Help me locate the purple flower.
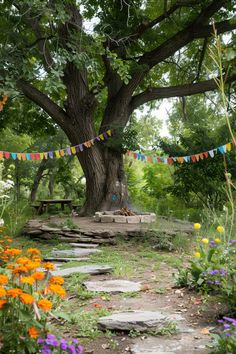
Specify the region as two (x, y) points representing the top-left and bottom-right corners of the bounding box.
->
(42, 345), (51, 354)
(60, 339), (68, 344)
(223, 317), (236, 324)
(68, 344), (76, 354)
(223, 323), (231, 329)
(47, 334), (56, 340)
(72, 339), (79, 344)
(38, 338), (45, 344)
(76, 345), (84, 354)
(61, 343), (68, 350)
(52, 341), (59, 347)
(230, 239), (236, 244)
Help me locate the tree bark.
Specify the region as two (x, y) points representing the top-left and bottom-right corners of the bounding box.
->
(30, 159), (48, 202)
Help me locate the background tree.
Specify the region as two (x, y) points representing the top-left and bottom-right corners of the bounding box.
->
(1, 0), (236, 214)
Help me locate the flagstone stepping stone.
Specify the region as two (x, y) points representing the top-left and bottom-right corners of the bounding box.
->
(44, 257), (90, 263)
(97, 311), (184, 332)
(70, 243), (99, 248)
(84, 280), (142, 293)
(51, 248), (101, 257)
(51, 264), (113, 277)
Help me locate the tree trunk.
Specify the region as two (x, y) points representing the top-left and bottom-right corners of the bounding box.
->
(30, 159), (48, 202)
(48, 174), (54, 198)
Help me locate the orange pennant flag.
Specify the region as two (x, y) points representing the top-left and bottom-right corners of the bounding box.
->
(177, 157), (184, 163)
(60, 149), (65, 157)
(199, 153), (204, 160)
(0, 152), (3, 159)
(21, 153), (26, 161)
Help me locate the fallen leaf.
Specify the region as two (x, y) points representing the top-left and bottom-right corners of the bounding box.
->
(200, 328), (210, 335)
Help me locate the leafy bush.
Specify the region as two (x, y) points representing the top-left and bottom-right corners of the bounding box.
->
(0, 232), (67, 353)
(211, 317), (236, 354)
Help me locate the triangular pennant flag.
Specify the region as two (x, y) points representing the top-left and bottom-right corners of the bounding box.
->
(183, 156), (188, 162)
(191, 155), (196, 162)
(48, 151), (54, 159)
(21, 153), (26, 161)
(127, 150), (131, 156)
(84, 141), (92, 148)
(55, 150), (60, 158)
(141, 154), (145, 161)
(172, 157), (177, 162)
(30, 153), (35, 160)
(79, 144), (84, 151)
(167, 157), (173, 165)
(218, 146), (225, 154)
(133, 153), (137, 159)
(157, 157), (161, 163)
(209, 150), (214, 158)
(11, 153), (17, 160)
(99, 134), (105, 141)
(177, 157), (184, 164)
(26, 153), (31, 160)
(106, 130), (112, 136)
(199, 153), (204, 160)
(232, 140), (236, 147)
(0, 152), (3, 159)
(71, 146), (76, 154)
(152, 157), (157, 163)
(103, 132), (108, 139)
(96, 136), (100, 141)
(40, 153), (44, 160)
(66, 147), (71, 155)
(226, 143), (231, 151)
(44, 152), (48, 159)
(35, 153), (40, 160)
(195, 154), (200, 162)
(137, 153), (141, 160)
(203, 152), (209, 158)
(17, 153), (22, 160)
(163, 158), (168, 164)
(60, 149), (65, 157)
(147, 156), (153, 163)
(4, 152), (10, 159)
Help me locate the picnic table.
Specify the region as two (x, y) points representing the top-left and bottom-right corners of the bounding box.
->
(38, 199), (73, 214)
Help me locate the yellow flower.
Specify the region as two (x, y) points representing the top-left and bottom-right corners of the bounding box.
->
(194, 223), (201, 230)
(195, 252), (201, 257)
(201, 238), (209, 244)
(215, 238), (221, 244)
(217, 226), (224, 233)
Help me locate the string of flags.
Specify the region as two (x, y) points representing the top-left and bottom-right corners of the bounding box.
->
(127, 139), (236, 165)
(0, 130), (111, 161)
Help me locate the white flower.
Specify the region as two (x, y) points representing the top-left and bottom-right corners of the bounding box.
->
(0, 218), (4, 226)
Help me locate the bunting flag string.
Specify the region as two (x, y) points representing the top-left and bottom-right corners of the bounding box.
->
(0, 130), (112, 161)
(126, 139), (236, 165)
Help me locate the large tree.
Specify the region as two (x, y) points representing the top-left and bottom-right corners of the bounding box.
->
(1, 0), (236, 215)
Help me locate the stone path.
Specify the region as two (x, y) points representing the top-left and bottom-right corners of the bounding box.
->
(51, 264), (113, 277)
(84, 280), (142, 293)
(51, 248), (101, 257)
(44, 257), (90, 262)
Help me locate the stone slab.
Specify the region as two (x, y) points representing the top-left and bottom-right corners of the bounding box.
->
(51, 248), (101, 257)
(84, 280), (142, 293)
(70, 243), (99, 248)
(100, 215), (114, 223)
(52, 264), (112, 277)
(126, 216), (141, 224)
(113, 216), (127, 223)
(44, 257), (90, 263)
(140, 215), (152, 223)
(97, 311), (184, 332)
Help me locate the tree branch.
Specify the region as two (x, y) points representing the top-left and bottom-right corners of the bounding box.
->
(16, 79), (68, 129)
(130, 74), (236, 112)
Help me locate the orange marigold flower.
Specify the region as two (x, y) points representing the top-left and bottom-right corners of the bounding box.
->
(0, 287), (6, 297)
(32, 272), (44, 281)
(6, 288), (23, 298)
(25, 261), (40, 271)
(21, 276), (35, 285)
(20, 293), (34, 305)
(37, 299), (52, 312)
(32, 255), (41, 262)
(0, 300), (7, 309)
(16, 257), (31, 265)
(48, 284), (66, 298)
(43, 262), (55, 271)
(28, 326), (39, 338)
(0, 274), (8, 285)
(6, 264), (14, 270)
(27, 248), (41, 255)
(49, 276), (64, 285)
(6, 238), (12, 243)
(13, 266), (28, 275)
(4, 248), (22, 257)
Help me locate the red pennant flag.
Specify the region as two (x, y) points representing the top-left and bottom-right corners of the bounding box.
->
(232, 140), (236, 147)
(191, 155), (196, 162)
(30, 153), (35, 160)
(147, 156), (153, 163)
(167, 157), (173, 165)
(203, 152), (208, 158)
(157, 157), (161, 163)
(35, 153), (40, 160)
(4, 152), (10, 159)
(133, 153), (137, 159)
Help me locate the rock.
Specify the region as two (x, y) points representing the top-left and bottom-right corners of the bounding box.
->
(70, 243), (99, 248)
(126, 216), (140, 224)
(103, 211), (115, 215)
(98, 311), (184, 332)
(51, 248), (101, 257)
(27, 229), (43, 235)
(140, 215), (152, 223)
(44, 257), (90, 262)
(113, 216), (127, 223)
(93, 215), (101, 222)
(40, 225), (61, 233)
(84, 280), (142, 293)
(51, 264), (112, 277)
(100, 215), (114, 223)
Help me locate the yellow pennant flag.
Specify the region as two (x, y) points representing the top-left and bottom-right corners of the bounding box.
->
(195, 154), (200, 161)
(55, 150), (60, 158)
(177, 157), (184, 164)
(44, 152), (48, 159)
(71, 146), (76, 154)
(106, 130), (112, 136)
(17, 153), (22, 160)
(226, 143), (232, 152)
(40, 153), (44, 160)
(99, 134), (105, 140)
